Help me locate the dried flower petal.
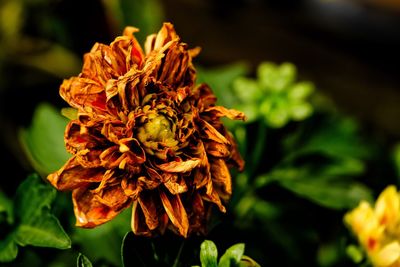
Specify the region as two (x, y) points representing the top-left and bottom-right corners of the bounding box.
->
(47, 22), (245, 237)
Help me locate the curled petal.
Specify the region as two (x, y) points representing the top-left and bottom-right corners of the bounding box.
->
(94, 184), (131, 211)
(65, 120), (105, 157)
(226, 132), (245, 172)
(198, 119), (229, 144)
(121, 176), (142, 199)
(204, 141), (230, 158)
(118, 138), (146, 164)
(91, 170), (119, 194)
(187, 192), (207, 235)
(210, 159), (232, 201)
(157, 158), (201, 173)
(204, 106), (246, 121)
(159, 189), (189, 237)
(100, 146), (125, 168)
(60, 77), (107, 112)
(101, 120), (127, 143)
(202, 187), (226, 213)
(138, 176), (161, 190)
(47, 156), (104, 191)
(105, 69), (141, 112)
(111, 26), (144, 69)
(138, 192), (159, 230)
(131, 199), (168, 236)
(144, 22), (179, 54)
(192, 84), (217, 110)
(73, 187), (126, 227)
(131, 200), (151, 236)
(163, 173), (188, 194)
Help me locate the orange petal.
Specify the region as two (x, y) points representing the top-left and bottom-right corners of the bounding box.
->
(210, 159), (232, 200)
(105, 69), (141, 112)
(131, 200), (152, 237)
(193, 168), (211, 190)
(157, 158), (201, 173)
(192, 84), (217, 110)
(82, 43), (124, 83)
(159, 189), (189, 237)
(202, 186), (226, 213)
(118, 138), (146, 164)
(204, 106), (246, 121)
(121, 176), (142, 199)
(138, 192), (159, 230)
(60, 77), (107, 113)
(163, 173), (188, 194)
(204, 141), (230, 158)
(94, 184), (131, 211)
(137, 176), (161, 190)
(144, 22), (179, 54)
(226, 131), (245, 172)
(73, 187), (126, 227)
(187, 192), (207, 235)
(112, 26), (144, 69)
(198, 119), (229, 144)
(47, 156), (104, 191)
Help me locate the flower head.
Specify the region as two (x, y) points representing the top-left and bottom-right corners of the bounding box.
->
(345, 185), (400, 266)
(47, 23), (245, 237)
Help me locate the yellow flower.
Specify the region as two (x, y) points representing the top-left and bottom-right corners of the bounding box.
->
(371, 241), (400, 267)
(344, 185), (400, 267)
(375, 186), (400, 234)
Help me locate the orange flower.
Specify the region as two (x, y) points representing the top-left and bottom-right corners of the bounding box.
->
(47, 23), (245, 237)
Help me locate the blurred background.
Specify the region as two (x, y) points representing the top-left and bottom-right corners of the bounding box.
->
(0, 0), (399, 265)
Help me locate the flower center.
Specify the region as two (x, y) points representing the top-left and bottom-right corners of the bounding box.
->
(137, 113), (177, 147)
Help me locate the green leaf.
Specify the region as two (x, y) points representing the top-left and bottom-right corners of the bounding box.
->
(15, 213), (70, 249)
(14, 174), (56, 222)
(0, 235), (18, 263)
(279, 179), (372, 210)
(19, 103), (70, 175)
(321, 156), (365, 177)
(77, 253), (93, 267)
(200, 240), (218, 267)
(13, 174), (70, 249)
(0, 190), (12, 224)
(346, 245), (364, 264)
(218, 243), (245, 267)
(284, 115), (370, 160)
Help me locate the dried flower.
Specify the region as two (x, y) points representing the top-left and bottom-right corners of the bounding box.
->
(47, 23), (245, 237)
(344, 185), (400, 266)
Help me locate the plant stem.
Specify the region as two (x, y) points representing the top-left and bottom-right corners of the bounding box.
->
(172, 240), (185, 267)
(249, 122), (268, 178)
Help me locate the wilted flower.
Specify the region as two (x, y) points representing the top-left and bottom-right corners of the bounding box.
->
(344, 185), (400, 266)
(47, 23), (245, 237)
